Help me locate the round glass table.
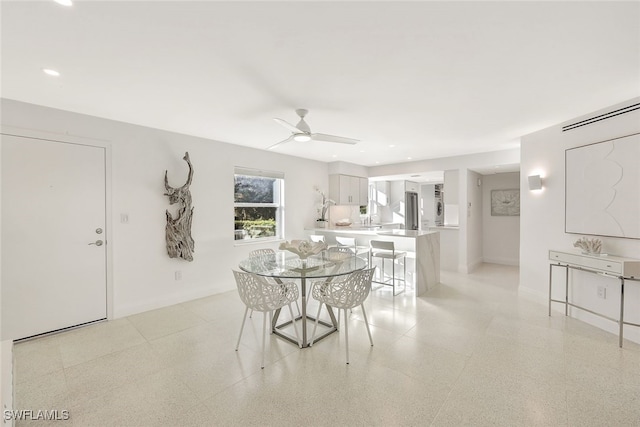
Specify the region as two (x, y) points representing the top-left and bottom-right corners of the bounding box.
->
(239, 251), (367, 347)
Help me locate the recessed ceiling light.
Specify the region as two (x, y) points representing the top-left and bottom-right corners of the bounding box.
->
(407, 157), (412, 160)
(42, 68), (60, 77)
(375, 161), (380, 164)
(359, 150), (365, 153)
(389, 145), (396, 148)
(332, 155), (337, 158)
(54, 0), (73, 6)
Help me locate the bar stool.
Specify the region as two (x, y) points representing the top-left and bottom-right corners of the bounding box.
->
(369, 240), (406, 296)
(336, 236), (369, 261)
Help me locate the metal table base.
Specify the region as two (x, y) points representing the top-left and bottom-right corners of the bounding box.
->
(271, 276), (339, 347)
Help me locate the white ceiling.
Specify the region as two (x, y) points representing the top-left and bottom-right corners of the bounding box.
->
(2, 1), (639, 169)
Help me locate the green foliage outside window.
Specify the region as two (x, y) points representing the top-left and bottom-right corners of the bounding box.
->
(234, 208), (276, 238)
(233, 173), (281, 240)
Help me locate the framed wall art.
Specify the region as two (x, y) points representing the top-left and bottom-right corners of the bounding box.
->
(565, 133), (640, 239)
(491, 189), (520, 216)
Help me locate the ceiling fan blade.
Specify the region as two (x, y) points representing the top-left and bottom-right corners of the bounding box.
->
(267, 135), (294, 150)
(311, 133), (359, 145)
(273, 118), (301, 134)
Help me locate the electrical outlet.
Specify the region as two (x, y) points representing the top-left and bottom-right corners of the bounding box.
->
(597, 285), (606, 299)
(175, 271), (182, 280)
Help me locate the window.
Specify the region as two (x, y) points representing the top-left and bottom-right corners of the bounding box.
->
(234, 167), (284, 241)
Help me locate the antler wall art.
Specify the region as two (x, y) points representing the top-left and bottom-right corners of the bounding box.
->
(164, 152), (195, 261)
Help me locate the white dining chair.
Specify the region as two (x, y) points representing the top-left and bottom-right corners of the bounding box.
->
(309, 234), (326, 243)
(233, 270), (301, 368)
(247, 248), (274, 319)
(309, 267), (375, 364)
(304, 245), (356, 307)
(247, 248), (302, 319)
(246, 248), (302, 323)
(249, 248), (276, 259)
(369, 240), (406, 296)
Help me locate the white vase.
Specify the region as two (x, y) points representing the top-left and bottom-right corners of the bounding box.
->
(316, 220), (328, 229)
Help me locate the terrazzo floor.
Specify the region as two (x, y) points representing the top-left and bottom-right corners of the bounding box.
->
(12, 263), (640, 426)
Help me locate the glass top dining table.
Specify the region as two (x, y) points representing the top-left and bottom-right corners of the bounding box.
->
(238, 251), (367, 347)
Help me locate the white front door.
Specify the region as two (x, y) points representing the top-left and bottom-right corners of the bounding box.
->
(1, 134), (107, 340)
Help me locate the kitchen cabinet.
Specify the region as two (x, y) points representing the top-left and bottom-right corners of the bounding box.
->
(359, 177), (368, 205)
(330, 174), (368, 206)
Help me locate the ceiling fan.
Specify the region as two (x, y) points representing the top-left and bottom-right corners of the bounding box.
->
(268, 108), (359, 150)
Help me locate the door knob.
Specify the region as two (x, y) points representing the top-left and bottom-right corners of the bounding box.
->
(88, 240), (104, 246)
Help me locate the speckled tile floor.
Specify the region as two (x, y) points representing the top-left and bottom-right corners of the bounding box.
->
(12, 263), (640, 426)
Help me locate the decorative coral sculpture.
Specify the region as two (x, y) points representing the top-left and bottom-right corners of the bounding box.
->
(279, 240), (328, 259)
(573, 237), (602, 255)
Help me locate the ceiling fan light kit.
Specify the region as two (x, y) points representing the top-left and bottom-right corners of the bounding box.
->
(293, 134), (311, 142)
(268, 108), (359, 150)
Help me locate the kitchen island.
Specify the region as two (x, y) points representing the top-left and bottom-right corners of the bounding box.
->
(305, 227), (440, 296)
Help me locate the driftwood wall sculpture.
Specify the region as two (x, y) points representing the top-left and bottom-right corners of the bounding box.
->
(164, 152), (195, 261)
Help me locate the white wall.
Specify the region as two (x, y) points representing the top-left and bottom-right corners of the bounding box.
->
(520, 97), (640, 344)
(443, 169), (459, 226)
(371, 181), (393, 224)
(1, 99), (329, 326)
(368, 148), (520, 178)
(420, 184), (435, 228)
(389, 180), (405, 225)
(466, 170), (483, 272)
(327, 161), (368, 178)
(482, 172), (520, 265)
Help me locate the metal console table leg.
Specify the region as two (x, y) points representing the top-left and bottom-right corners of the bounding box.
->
(549, 262), (637, 348)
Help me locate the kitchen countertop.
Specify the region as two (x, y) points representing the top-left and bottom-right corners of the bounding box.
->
(376, 229), (437, 237)
(307, 227), (437, 238)
(316, 223), (401, 230)
(306, 226), (441, 295)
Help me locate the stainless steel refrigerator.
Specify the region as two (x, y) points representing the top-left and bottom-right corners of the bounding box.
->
(405, 191), (419, 230)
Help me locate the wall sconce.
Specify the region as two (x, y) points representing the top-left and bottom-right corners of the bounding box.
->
(528, 175), (543, 191)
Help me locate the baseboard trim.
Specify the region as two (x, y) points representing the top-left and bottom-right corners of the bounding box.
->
(113, 285), (232, 318)
(483, 256), (519, 266)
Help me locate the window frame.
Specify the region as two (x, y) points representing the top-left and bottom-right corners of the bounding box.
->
(233, 167), (285, 243)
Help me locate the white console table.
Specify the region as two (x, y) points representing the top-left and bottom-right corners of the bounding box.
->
(548, 250), (640, 347)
